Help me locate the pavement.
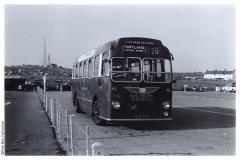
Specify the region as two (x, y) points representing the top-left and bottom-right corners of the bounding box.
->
(4, 91), (66, 155)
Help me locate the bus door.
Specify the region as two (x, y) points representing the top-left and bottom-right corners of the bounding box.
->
(80, 60), (91, 113)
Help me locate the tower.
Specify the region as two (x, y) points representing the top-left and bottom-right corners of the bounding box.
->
(43, 38), (47, 67)
(48, 54), (50, 66)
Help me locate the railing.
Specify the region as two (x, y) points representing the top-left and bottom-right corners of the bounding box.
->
(36, 86), (104, 156)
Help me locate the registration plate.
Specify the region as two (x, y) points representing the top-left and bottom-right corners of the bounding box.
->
(135, 115), (149, 119)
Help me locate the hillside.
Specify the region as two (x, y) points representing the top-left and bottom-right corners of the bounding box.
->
(5, 65), (235, 91)
(5, 65), (72, 84)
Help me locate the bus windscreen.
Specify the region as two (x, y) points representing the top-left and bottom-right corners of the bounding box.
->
(111, 57), (171, 83)
(112, 57), (142, 82)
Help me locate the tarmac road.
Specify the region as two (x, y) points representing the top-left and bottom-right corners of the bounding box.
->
(4, 91), (236, 156)
(4, 91), (65, 155)
(49, 91), (235, 156)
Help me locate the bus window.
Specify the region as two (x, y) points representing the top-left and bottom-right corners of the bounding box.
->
(164, 59), (171, 82)
(143, 58), (171, 82)
(102, 53), (109, 76)
(72, 64), (76, 79)
(111, 57), (141, 82)
(93, 55), (100, 76)
(83, 60), (88, 77)
(79, 62), (82, 77)
(164, 59), (171, 72)
(88, 59), (93, 77)
(75, 64), (78, 78)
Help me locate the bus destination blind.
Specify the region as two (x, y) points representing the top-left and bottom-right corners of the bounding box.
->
(122, 40), (159, 55)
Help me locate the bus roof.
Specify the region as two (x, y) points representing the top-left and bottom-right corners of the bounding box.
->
(73, 37), (172, 65)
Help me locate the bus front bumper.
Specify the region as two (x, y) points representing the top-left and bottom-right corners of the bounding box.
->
(99, 116), (172, 122)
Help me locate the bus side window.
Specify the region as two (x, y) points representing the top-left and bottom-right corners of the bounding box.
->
(72, 64), (75, 79)
(93, 55), (100, 76)
(75, 64), (78, 78)
(101, 53), (109, 76)
(83, 60), (88, 77)
(88, 59), (92, 77)
(79, 62), (82, 78)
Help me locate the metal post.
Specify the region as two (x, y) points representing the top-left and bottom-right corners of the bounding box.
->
(66, 109), (69, 154)
(70, 115), (76, 156)
(51, 99), (53, 122)
(92, 142), (104, 156)
(45, 92), (48, 110)
(43, 75), (46, 108)
(53, 99), (56, 126)
(86, 125), (89, 156)
(57, 104), (62, 135)
(43, 75), (46, 93)
(58, 104), (62, 141)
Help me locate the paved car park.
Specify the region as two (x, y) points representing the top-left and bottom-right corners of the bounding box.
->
(46, 91), (235, 155)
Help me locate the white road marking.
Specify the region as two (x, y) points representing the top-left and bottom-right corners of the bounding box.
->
(202, 97), (206, 99)
(194, 96), (198, 98)
(220, 99), (225, 101)
(173, 105), (235, 117)
(210, 98), (215, 100)
(5, 102), (11, 105)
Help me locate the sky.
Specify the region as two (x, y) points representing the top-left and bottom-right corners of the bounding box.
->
(4, 3), (236, 72)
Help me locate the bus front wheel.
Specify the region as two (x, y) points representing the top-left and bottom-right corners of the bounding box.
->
(93, 101), (106, 126)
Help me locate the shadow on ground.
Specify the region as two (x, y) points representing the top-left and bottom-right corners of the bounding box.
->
(106, 107), (235, 131)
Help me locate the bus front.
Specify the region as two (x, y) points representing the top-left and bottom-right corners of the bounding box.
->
(107, 38), (174, 121)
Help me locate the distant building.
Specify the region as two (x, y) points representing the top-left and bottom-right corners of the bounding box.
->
(204, 69), (236, 80)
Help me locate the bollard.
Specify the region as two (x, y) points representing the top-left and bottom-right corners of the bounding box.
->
(92, 142), (104, 156)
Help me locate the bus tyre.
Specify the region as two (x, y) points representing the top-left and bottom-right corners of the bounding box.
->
(93, 101), (106, 126)
(75, 98), (82, 113)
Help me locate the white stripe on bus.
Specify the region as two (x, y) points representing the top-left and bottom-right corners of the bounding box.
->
(78, 97), (93, 103)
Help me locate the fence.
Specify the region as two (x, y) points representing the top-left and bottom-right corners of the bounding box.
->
(36, 86), (104, 156)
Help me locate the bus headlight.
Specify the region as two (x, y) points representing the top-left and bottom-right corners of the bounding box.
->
(163, 101), (170, 109)
(112, 101), (120, 109)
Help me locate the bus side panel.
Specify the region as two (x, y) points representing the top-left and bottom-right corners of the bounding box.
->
(80, 78), (94, 116)
(97, 77), (111, 119)
(73, 79), (80, 104)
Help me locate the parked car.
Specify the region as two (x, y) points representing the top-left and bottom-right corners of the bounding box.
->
(21, 81), (43, 91)
(46, 83), (59, 91)
(61, 82), (72, 91)
(222, 83), (236, 92)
